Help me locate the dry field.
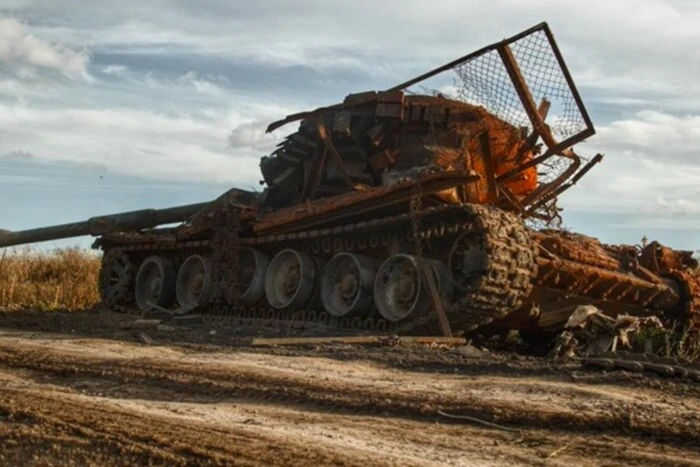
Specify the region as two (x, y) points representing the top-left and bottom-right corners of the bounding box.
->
(0, 247), (101, 311)
(0, 249), (698, 466)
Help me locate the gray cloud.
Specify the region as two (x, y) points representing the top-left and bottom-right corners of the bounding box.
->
(561, 111), (700, 220)
(594, 111), (700, 165)
(0, 16), (88, 77)
(228, 121), (281, 153)
(8, 1), (700, 88)
(3, 149), (34, 159)
(0, 102), (284, 185)
(1, 1), (700, 240)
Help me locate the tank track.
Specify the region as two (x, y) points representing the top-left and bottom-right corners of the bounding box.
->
(100, 204), (537, 335)
(583, 351), (700, 382)
(425, 205), (536, 333)
(392, 205), (537, 335)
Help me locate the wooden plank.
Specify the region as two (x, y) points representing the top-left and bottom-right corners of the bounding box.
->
(250, 335), (467, 346)
(333, 111), (351, 135)
(420, 261), (453, 337)
(478, 131), (499, 203)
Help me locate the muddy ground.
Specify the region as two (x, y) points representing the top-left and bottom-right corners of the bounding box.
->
(0, 308), (698, 466)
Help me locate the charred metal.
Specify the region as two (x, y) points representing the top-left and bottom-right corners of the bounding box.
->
(0, 22), (698, 341)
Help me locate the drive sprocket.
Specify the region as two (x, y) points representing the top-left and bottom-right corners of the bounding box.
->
(98, 249), (135, 309)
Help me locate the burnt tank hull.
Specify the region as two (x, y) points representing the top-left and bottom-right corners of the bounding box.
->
(93, 179), (699, 336)
(2, 22), (699, 338)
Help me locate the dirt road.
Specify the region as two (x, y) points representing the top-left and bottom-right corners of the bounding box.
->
(0, 309), (698, 466)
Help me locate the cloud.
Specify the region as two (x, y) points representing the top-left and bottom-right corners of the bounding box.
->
(648, 197), (700, 216)
(228, 121), (280, 153)
(594, 111), (700, 164)
(560, 109), (700, 227)
(0, 16), (88, 77)
(101, 64), (128, 77)
(0, 103), (284, 186)
(175, 70), (225, 96)
(2, 149), (34, 160)
(9, 0), (700, 86)
(95, 64), (233, 101)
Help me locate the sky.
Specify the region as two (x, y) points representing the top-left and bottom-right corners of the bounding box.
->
(1, 0), (700, 252)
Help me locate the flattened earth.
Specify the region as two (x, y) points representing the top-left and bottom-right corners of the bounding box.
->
(0, 309), (698, 466)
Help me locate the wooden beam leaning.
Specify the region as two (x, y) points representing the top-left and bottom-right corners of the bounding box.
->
(497, 45), (557, 151)
(315, 118), (354, 189)
(420, 261), (453, 337)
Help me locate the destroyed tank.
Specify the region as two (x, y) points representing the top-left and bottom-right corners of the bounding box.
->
(1, 22), (698, 337)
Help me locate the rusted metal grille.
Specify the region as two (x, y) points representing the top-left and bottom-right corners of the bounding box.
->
(453, 28), (587, 141)
(391, 22), (594, 150)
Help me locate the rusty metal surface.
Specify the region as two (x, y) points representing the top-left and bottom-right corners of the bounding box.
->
(535, 256), (680, 310)
(525, 228), (700, 331)
(254, 171), (480, 236)
(532, 230), (621, 271)
(210, 208), (242, 306)
(263, 22), (597, 224)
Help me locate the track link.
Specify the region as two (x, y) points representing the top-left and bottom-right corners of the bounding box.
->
(583, 351), (700, 382)
(448, 204), (537, 330)
(400, 205), (537, 335)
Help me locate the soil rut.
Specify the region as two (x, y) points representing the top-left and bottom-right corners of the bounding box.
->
(0, 328), (698, 466)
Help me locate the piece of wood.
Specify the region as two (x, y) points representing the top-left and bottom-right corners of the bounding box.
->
(366, 123), (385, 146)
(333, 111), (351, 135)
(315, 118), (354, 189)
(420, 261), (453, 338)
(123, 319), (162, 330)
(250, 335), (467, 346)
(515, 98), (551, 165)
(271, 166), (296, 187)
(478, 131), (499, 203)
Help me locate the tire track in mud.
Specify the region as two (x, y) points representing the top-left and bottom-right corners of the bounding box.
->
(5, 371), (697, 467)
(0, 375), (522, 467)
(0, 334), (697, 447)
(0, 384), (381, 466)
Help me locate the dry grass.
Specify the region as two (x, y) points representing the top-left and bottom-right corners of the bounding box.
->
(634, 325), (700, 362)
(0, 247), (102, 311)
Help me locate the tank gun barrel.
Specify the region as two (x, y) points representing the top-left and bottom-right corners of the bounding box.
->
(0, 202), (210, 248)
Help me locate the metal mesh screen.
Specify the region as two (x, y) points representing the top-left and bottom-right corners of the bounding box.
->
(385, 24), (595, 226)
(452, 28), (589, 142)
